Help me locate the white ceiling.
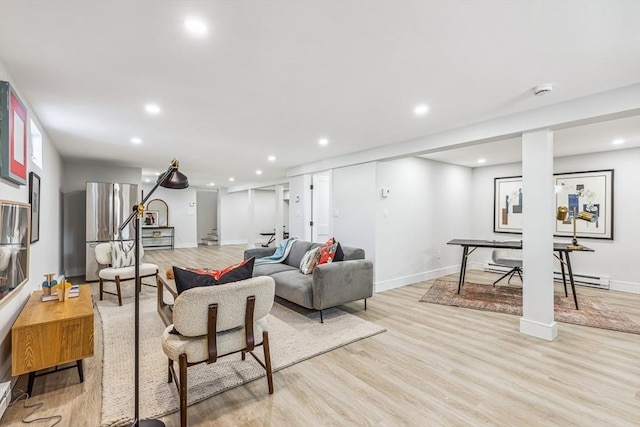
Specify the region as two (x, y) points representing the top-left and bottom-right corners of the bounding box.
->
(0, 1), (639, 188)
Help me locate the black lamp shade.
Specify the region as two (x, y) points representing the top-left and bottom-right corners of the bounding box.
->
(159, 169), (189, 189)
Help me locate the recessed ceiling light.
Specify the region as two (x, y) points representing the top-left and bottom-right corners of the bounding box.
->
(130, 137), (142, 144)
(145, 104), (161, 115)
(145, 178), (151, 183)
(318, 138), (329, 146)
(229, 177), (235, 182)
(206, 182), (215, 187)
(268, 155), (276, 162)
(154, 172), (160, 176)
(184, 18), (208, 36)
(256, 170), (263, 175)
(477, 158), (486, 164)
(611, 139), (625, 145)
(414, 104), (429, 116)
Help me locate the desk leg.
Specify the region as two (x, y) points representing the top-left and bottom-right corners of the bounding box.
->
(565, 252), (579, 310)
(558, 251), (568, 297)
(457, 246), (469, 294)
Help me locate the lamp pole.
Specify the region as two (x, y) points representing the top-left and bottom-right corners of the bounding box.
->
(118, 160), (188, 426)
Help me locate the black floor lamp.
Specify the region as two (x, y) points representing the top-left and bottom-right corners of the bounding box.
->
(118, 159), (189, 427)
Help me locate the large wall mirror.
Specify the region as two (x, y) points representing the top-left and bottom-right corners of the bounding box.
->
(147, 199), (168, 227)
(0, 200), (30, 305)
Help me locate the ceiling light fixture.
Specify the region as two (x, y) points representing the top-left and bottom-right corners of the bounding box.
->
(532, 84), (553, 96)
(184, 18), (208, 36)
(206, 182), (215, 187)
(318, 138), (329, 146)
(145, 104), (161, 115)
(477, 158), (486, 164)
(611, 139), (625, 145)
(131, 137), (142, 144)
(256, 170), (263, 175)
(268, 155), (276, 162)
(414, 104), (429, 116)
(229, 177), (235, 182)
(154, 172), (161, 176)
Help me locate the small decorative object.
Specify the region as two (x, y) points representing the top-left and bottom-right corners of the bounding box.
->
(166, 268), (174, 279)
(41, 273), (58, 296)
(56, 280), (72, 302)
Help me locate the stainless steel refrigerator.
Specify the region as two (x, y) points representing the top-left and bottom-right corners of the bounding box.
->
(85, 182), (138, 281)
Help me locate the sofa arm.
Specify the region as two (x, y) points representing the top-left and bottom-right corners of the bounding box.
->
(311, 259), (374, 310)
(244, 247), (276, 261)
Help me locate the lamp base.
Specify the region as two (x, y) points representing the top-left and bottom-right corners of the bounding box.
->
(131, 419), (166, 426)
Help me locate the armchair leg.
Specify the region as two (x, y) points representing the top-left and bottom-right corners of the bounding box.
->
(320, 310), (324, 324)
(262, 332), (274, 394)
(115, 276), (123, 306)
(179, 353), (188, 427)
(168, 359), (173, 383)
(364, 299), (367, 311)
(99, 278), (104, 301)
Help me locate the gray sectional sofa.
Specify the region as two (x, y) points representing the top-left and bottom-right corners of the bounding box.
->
(244, 240), (374, 322)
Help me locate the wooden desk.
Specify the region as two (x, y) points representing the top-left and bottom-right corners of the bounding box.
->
(12, 285), (94, 395)
(447, 239), (594, 309)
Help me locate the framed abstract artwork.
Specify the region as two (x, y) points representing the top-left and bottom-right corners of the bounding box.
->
(494, 176), (524, 234)
(0, 81), (28, 185)
(493, 170), (614, 240)
(29, 172), (41, 243)
(554, 170), (613, 240)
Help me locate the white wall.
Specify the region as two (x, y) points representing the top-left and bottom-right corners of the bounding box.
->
(0, 61), (63, 381)
(219, 190), (278, 245)
(62, 160), (142, 276)
(141, 184), (198, 249)
(332, 163), (377, 262)
(470, 148), (640, 291)
(288, 175), (310, 240)
(375, 157), (472, 291)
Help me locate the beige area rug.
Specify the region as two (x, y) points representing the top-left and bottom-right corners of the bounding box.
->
(420, 279), (640, 334)
(98, 290), (385, 426)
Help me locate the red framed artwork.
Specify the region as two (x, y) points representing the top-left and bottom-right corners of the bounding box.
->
(1, 81), (28, 185)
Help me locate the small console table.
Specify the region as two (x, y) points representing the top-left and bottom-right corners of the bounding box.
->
(12, 285), (94, 395)
(142, 226), (175, 250)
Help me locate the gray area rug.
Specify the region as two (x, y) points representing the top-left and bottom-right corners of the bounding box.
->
(98, 290), (385, 426)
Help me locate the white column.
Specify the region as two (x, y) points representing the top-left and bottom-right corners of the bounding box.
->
(520, 130), (557, 341)
(275, 184), (284, 245)
(247, 189), (256, 249)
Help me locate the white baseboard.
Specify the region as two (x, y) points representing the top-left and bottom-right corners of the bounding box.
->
(174, 243), (197, 249)
(520, 318), (558, 341)
(374, 266), (460, 293)
(609, 280), (640, 294)
(219, 239), (248, 246)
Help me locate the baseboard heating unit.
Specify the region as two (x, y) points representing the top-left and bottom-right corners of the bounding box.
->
(485, 264), (610, 290)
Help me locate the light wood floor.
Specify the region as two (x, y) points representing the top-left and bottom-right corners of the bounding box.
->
(4, 245), (639, 426)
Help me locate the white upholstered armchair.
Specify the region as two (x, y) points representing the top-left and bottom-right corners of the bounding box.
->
(162, 275), (276, 427)
(95, 242), (159, 306)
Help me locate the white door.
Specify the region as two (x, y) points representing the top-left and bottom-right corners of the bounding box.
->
(311, 172), (331, 243)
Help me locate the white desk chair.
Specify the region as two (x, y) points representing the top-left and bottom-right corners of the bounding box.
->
(491, 249), (523, 286)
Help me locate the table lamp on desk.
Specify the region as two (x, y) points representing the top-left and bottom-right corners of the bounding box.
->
(556, 206), (597, 250)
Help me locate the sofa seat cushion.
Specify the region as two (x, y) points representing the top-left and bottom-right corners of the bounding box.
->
(270, 270), (313, 309)
(162, 317), (268, 364)
(253, 263), (298, 277)
(99, 263), (158, 280)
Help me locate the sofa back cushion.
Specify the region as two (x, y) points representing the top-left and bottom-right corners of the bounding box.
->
(284, 240), (319, 268)
(341, 246), (365, 261)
